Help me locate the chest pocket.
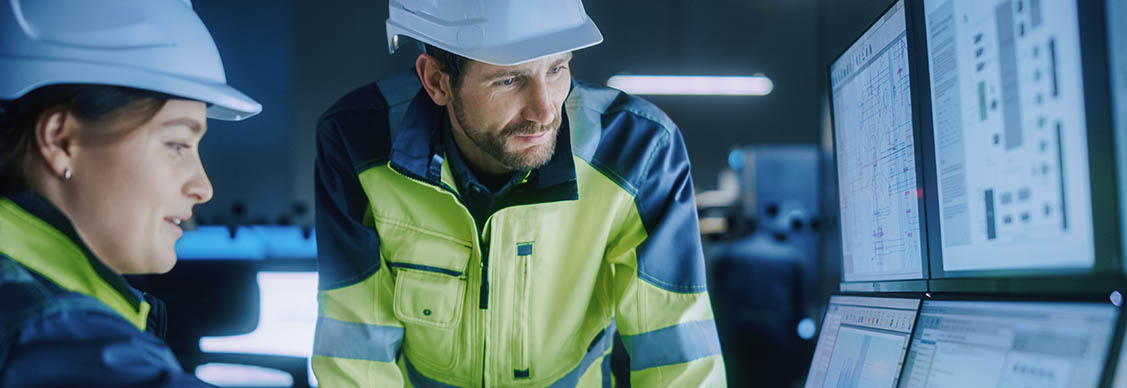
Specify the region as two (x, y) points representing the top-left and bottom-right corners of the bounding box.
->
(380, 222), (472, 369)
(393, 267), (465, 328)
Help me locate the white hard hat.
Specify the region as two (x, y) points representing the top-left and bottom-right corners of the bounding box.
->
(387, 0), (603, 66)
(0, 0), (261, 121)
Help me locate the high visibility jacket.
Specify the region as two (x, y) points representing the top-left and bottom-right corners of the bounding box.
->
(312, 71), (726, 387)
(0, 191), (211, 387)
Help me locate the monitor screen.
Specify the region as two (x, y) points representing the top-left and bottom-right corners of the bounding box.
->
(831, 0), (927, 283)
(805, 295), (921, 388)
(1110, 0), (1127, 273)
(923, 0), (1095, 276)
(899, 300), (1117, 388)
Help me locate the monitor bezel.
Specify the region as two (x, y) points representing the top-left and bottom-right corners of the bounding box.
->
(829, 0), (932, 287)
(840, 279), (928, 292)
(912, 0), (1123, 290)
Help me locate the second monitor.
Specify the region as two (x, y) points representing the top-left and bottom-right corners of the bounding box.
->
(898, 299), (1118, 388)
(921, 0), (1106, 279)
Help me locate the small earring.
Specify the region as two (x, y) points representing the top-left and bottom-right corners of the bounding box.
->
(62, 168), (71, 182)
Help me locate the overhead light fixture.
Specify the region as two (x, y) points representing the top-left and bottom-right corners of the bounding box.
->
(606, 75), (774, 96)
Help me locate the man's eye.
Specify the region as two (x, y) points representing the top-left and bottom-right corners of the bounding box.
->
(501, 77), (516, 86)
(551, 66), (563, 74)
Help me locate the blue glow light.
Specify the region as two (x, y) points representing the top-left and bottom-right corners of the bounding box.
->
(797, 317), (816, 340)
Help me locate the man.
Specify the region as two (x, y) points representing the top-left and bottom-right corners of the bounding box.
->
(312, 1), (726, 386)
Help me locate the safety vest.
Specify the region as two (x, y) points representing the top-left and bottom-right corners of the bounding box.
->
(0, 191), (205, 386)
(311, 71), (726, 387)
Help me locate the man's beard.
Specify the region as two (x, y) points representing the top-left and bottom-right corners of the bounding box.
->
(453, 96), (560, 171)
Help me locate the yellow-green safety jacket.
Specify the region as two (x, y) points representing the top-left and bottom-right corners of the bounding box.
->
(0, 191), (210, 386)
(311, 71), (726, 387)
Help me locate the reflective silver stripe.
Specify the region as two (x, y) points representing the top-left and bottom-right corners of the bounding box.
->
(547, 321), (616, 388)
(621, 319), (721, 371)
(312, 316), (402, 362)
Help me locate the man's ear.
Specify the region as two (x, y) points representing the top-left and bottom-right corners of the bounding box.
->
(33, 107), (78, 180)
(416, 53), (454, 106)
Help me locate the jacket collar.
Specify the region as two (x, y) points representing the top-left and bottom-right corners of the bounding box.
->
(388, 88), (579, 203)
(0, 190), (149, 330)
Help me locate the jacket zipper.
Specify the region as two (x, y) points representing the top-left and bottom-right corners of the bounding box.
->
(479, 244), (490, 309)
(386, 165), (489, 310)
(386, 164), (493, 387)
(479, 216), (499, 387)
(388, 164), (492, 310)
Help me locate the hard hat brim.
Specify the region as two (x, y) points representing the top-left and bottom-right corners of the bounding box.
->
(391, 18), (603, 67)
(0, 57), (262, 121)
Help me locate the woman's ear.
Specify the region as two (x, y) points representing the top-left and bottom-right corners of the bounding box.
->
(415, 53), (454, 106)
(33, 107), (78, 180)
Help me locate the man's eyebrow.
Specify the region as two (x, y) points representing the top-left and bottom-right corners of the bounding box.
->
(483, 68), (531, 81)
(161, 117), (204, 134)
(481, 53), (574, 81)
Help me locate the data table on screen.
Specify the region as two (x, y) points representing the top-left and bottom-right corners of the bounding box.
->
(923, 0), (1095, 275)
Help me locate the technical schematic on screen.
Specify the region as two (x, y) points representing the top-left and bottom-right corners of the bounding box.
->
(832, 0), (925, 282)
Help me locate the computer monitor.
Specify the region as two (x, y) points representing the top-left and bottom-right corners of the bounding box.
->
(921, 0), (1103, 278)
(1110, 0), (1127, 274)
(805, 295), (921, 388)
(898, 299), (1118, 388)
(830, 0), (929, 286)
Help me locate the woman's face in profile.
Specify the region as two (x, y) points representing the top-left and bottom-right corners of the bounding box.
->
(65, 99), (212, 274)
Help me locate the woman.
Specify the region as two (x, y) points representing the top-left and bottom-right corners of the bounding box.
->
(0, 1), (260, 386)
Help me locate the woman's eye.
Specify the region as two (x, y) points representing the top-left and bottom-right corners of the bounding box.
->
(169, 142), (190, 153)
(551, 66), (563, 74)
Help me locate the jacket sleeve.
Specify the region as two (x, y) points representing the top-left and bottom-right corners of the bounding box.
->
(606, 126), (727, 387)
(311, 116), (405, 386)
(0, 310), (214, 388)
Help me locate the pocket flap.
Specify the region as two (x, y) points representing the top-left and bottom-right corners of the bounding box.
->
(394, 269), (466, 328)
(377, 220), (473, 274)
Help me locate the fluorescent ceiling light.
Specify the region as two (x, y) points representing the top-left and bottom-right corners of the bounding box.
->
(606, 75), (773, 96)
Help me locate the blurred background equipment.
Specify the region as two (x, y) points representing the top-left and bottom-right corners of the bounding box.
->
(129, 231), (319, 387)
(699, 145), (821, 387)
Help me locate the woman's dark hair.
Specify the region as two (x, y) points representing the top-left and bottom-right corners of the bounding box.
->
(0, 85), (171, 190)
